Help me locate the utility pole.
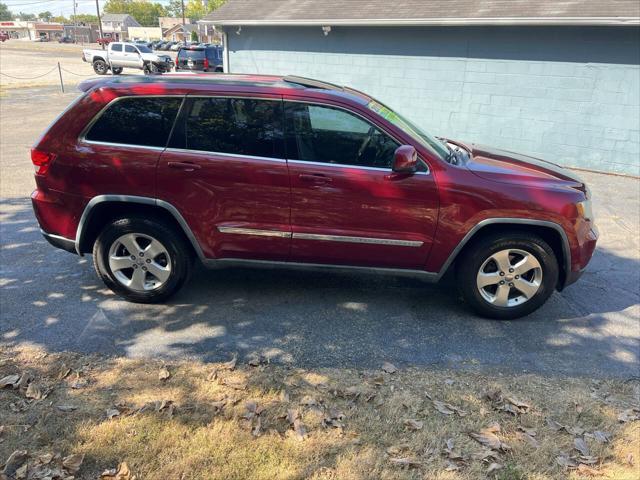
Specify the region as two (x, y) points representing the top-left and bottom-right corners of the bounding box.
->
(181, 0), (186, 27)
(95, 0), (104, 49)
(72, 0), (77, 43)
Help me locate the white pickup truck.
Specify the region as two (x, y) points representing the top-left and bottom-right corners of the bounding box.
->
(83, 42), (174, 75)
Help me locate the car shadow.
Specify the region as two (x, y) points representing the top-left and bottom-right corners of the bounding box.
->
(1, 197), (638, 377)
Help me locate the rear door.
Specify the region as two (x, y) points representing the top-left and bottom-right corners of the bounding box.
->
(123, 44), (140, 67)
(108, 43), (125, 65)
(156, 94), (291, 261)
(284, 100), (439, 269)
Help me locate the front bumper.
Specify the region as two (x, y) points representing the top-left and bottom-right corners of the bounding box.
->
(562, 224), (598, 289)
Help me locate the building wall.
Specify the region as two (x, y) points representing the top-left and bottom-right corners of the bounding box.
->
(128, 26), (162, 40)
(226, 26), (640, 175)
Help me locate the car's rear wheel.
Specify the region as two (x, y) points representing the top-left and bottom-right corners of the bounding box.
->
(457, 232), (559, 319)
(93, 217), (192, 303)
(111, 67), (123, 75)
(92, 59), (108, 75)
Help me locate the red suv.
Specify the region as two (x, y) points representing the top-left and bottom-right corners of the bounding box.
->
(31, 74), (598, 319)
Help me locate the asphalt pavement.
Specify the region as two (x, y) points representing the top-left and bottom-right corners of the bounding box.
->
(1, 87), (639, 378)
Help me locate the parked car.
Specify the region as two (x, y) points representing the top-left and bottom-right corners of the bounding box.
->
(31, 74), (598, 319)
(96, 37), (114, 46)
(58, 36), (75, 44)
(151, 40), (164, 50)
(82, 41), (173, 75)
(0, 33), (10, 42)
(170, 42), (182, 51)
(160, 41), (175, 51)
(175, 45), (223, 72)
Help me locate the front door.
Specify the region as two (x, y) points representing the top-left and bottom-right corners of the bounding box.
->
(123, 44), (140, 67)
(285, 101), (439, 270)
(156, 95), (291, 261)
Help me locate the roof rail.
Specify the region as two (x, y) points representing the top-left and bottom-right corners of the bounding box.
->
(283, 75), (343, 91)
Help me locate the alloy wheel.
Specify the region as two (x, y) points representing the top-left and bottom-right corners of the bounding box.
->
(108, 233), (172, 292)
(476, 248), (543, 307)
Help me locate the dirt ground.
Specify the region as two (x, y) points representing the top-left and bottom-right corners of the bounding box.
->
(1, 345), (639, 480)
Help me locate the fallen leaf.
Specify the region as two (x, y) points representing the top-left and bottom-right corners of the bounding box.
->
(56, 405), (78, 412)
(386, 444), (410, 456)
(382, 362), (398, 374)
(25, 382), (43, 400)
(279, 390), (290, 402)
(556, 453), (578, 469)
(501, 397), (531, 415)
(485, 389), (503, 403)
(0, 374), (20, 389)
(221, 356), (237, 370)
(100, 462), (133, 480)
(433, 400), (467, 416)
(626, 453), (634, 466)
(300, 396), (319, 407)
(574, 437), (590, 456)
(1, 450), (28, 477)
(106, 408), (121, 419)
(487, 462), (503, 474)
(517, 426), (537, 437)
(247, 354), (267, 367)
(57, 364), (72, 380)
(517, 432), (539, 449)
(444, 461), (460, 471)
(62, 453), (84, 474)
(158, 367), (171, 381)
(37, 453), (53, 465)
(403, 419), (423, 431)
(388, 457), (421, 468)
(206, 369), (218, 382)
(591, 431), (610, 444)
(618, 408), (640, 423)
(469, 423), (510, 451)
(578, 455), (600, 465)
(14, 464), (27, 479)
(576, 464), (604, 476)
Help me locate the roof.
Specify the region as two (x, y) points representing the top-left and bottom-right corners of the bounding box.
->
(77, 74), (369, 104)
(202, 0), (640, 26)
(164, 23), (198, 35)
(101, 13), (136, 22)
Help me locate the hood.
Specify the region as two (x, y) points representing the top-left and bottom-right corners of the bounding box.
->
(141, 52), (170, 61)
(459, 142), (585, 190)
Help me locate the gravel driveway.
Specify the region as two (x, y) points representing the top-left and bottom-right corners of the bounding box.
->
(1, 86), (638, 378)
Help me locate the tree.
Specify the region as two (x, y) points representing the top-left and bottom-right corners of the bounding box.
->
(190, 29), (198, 42)
(18, 12), (36, 21)
(0, 2), (13, 21)
(104, 0), (167, 27)
(184, 0), (226, 22)
(72, 13), (99, 25)
(38, 11), (53, 21)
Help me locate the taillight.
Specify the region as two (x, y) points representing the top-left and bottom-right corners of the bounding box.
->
(31, 148), (56, 175)
(204, 58), (209, 70)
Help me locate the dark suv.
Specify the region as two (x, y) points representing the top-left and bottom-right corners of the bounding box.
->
(31, 74), (598, 319)
(175, 45), (223, 72)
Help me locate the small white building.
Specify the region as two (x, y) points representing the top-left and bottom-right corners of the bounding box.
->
(0, 21), (31, 39)
(100, 13), (141, 41)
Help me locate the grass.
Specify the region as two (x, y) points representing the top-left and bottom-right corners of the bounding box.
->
(1, 345), (638, 479)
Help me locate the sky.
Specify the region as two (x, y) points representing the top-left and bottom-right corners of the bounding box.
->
(2, 0), (174, 18)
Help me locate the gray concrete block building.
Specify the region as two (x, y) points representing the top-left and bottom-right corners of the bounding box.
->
(202, 0), (640, 175)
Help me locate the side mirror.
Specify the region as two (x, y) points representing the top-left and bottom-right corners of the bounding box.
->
(392, 145), (418, 173)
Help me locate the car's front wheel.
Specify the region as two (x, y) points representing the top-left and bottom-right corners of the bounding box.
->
(111, 67), (123, 75)
(93, 217), (192, 303)
(457, 232), (559, 319)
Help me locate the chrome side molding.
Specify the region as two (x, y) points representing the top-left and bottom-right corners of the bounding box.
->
(217, 226), (424, 247)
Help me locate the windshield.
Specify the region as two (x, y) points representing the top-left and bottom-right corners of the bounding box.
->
(366, 100), (449, 161)
(179, 49), (205, 59)
(136, 45), (152, 53)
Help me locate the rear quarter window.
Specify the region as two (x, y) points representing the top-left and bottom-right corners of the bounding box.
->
(84, 97), (183, 148)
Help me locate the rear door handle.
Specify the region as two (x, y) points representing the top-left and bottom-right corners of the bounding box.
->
(299, 173), (332, 185)
(167, 161), (201, 172)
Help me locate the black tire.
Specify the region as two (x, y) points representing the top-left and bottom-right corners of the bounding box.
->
(92, 59), (108, 75)
(111, 67), (123, 75)
(143, 63), (155, 75)
(93, 217), (192, 303)
(456, 232), (559, 320)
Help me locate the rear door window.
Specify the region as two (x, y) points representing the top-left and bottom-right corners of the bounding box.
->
(176, 97), (284, 158)
(85, 97), (183, 148)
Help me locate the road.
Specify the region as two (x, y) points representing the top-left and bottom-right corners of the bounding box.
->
(1, 86), (638, 378)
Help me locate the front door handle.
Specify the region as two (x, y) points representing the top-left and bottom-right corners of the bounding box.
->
(299, 173), (332, 185)
(167, 161), (201, 172)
